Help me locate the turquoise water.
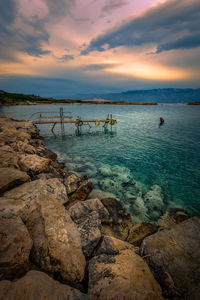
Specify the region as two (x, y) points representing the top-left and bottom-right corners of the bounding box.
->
(1, 104), (200, 222)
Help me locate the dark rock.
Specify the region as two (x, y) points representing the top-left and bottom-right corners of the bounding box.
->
(100, 197), (132, 241)
(128, 222), (158, 246)
(68, 179), (93, 203)
(140, 217), (200, 300)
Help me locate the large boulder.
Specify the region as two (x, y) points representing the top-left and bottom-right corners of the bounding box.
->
(68, 198), (110, 258)
(88, 236), (164, 300)
(100, 198), (132, 241)
(0, 178), (68, 221)
(140, 217), (200, 300)
(18, 154), (51, 175)
(0, 215), (33, 280)
(0, 270), (89, 300)
(0, 167), (30, 194)
(128, 222), (158, 246)
(0, 145), (19, 168)
(26, 195), (86, 284)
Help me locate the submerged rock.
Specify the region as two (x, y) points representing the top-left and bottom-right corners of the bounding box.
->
(68, 198), (110, 258)
(26, 195), (86, 284)
(144, 185), (165, 220)
(128, 222), (158, 246)
(157, 208), (190, 228)
(88, 189), (117, 200)
(0, 167), (30, 194)
(0, 270), (89, 300)
(88, 236), (164, 300)
(0, 215), (33, 280)
(140, 217), (200, 300)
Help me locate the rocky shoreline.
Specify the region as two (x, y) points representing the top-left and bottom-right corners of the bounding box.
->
(0, 115), (200, 300)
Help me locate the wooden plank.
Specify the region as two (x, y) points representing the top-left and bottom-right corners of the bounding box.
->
(33, 119), (116, 125)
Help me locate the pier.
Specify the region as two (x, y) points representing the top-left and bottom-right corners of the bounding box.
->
(29, 108), (118, 134)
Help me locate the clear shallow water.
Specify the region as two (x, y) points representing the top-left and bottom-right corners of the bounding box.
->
(1, 104), (200, 222)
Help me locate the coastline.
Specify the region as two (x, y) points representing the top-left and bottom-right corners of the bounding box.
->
(0, 115), (200, 299)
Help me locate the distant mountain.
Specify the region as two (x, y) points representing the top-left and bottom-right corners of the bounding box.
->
(77, 88), (200, 103)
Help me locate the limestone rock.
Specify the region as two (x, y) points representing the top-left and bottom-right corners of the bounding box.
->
(140, 217), (200, 300)
(0, 167), (30, 194)
(68, 198), (110, 258)
(88, 236), (164, 300)
(26, 196), (86, 284)
(128, 222), (158, 246)
(68, 179), (93, 203)
(100, 198), (132, 241)
(0, 216), (33, 280)
(18, 154), (51, 175)
(0, 145), (18, 168)
(0, 270), (89, 300)
(11, 141), (36, 154)
(157, 208), (189, 228)
(0, 178), (68, 221)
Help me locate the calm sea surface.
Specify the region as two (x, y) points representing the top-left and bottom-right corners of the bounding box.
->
(1, 104), (200, 222)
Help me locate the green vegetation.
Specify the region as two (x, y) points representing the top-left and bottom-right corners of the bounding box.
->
(0, 90), (82, 105)
(0, 90), (157, 105)
(188, 101), (200, 105)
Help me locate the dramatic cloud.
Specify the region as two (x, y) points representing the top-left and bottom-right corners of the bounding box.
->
(44, 0), (76, 19)
(83, 0), (200, 54)
(59, 54), (74, 62)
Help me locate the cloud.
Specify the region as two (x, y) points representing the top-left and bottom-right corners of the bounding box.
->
(101, 0), (128, 14)
(83, 0), (200, 54)
(82, 63), (117, 71)
(58, 54), (74, 62)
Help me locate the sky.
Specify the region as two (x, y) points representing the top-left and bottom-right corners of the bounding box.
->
(0, 0), (200, 98)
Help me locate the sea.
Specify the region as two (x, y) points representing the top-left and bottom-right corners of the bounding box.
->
(1, 104), (200, 223)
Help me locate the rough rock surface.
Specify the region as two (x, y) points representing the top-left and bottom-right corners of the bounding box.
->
(0, 270), (89, 300)
(0, 145), (19, 168)
(0, 178), (68, 221)
(0, 167), (30, 194)
(100, 197), (132, 241)
(88, 236), (164, 300)
(140, 217), (200, 300)
(157, 208), (189, 228)
(68, 198), (110, 258)
(68, 179), (93, 203)
(26, 195), (86, 284)
(0, 215), (33, 280)
(18, 154), (51, 175)
(128, 222), (158, 246)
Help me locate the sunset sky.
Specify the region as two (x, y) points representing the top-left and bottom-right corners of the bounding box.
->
(0, 0), (200, 97)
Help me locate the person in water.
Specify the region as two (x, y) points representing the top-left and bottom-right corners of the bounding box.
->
(159, 117), (164, 127)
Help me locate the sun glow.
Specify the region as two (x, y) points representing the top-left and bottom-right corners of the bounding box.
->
(108, 62), (189, 81)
